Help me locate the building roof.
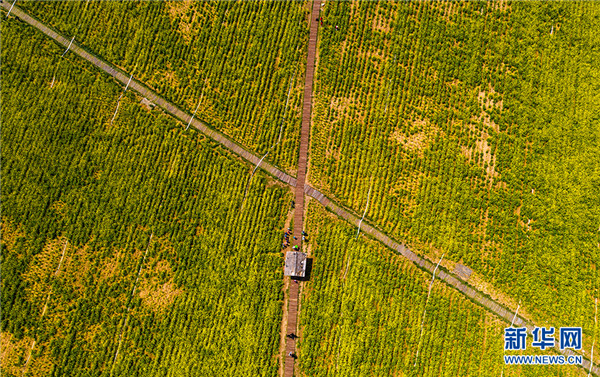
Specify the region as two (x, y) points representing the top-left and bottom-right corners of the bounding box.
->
(284, 251), (307, 277)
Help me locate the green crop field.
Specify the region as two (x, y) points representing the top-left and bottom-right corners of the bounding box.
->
(310, 0), (600, 337)
(2, 18), (289, 377)
(298, 201), (586, 377)
(18, 0), (309, 173)
(2, 1), (599, 377)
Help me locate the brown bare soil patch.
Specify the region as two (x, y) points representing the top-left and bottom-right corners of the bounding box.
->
(138, 256), (183, 314)
(165, 0), (195, 44)
(447, 78), (461, 87)
(440, 1), (459, 21)
(390, 120), (438, 156)
(461, 87), (504, 185)
(492, 0), (511, 13)
(139, 280), (183, 313)
(478, 86), (503, 132)
(25, 347), (54, 377)
(329, 96), (363, 123)
(358, 48), (385, 70)
(61, 243), (93, 292)
(99, 250), (122, 283)
(162, 62), (180, 89)
(79, 323), (105, 354)
(389, 173), (421, 214)
(1, 332), (32, 376)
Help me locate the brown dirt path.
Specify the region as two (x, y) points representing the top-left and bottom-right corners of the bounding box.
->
(284, 1), (321, 376)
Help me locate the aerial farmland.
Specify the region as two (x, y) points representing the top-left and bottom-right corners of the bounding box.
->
(1, 1), (599, 376)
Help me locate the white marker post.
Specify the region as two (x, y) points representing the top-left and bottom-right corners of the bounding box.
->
(6, 0), (16, 17)
(511, 302), (521, 327)
(54, 240), (68, 275)
(123, 74), (132, 92)
(185, 96), (202, 131)
(110, 74), (133, 124)
(61, 36), (75, 57)
(356, 178), (373, 239)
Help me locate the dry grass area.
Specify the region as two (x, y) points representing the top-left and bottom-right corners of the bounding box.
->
(60, 243), (94, 292)
(371, 3), (396, 34)
(16, 225), (184, 322)
(50, 200), (68, 218)
(165, 0), (195, 44)
(459, 86), (505, 185)
(329, 96), (364, 124)
(491, 0), (511, 13)
(1, 332), (33, 376)
(460, 135), (497, 183)
(139, 280), (183, 313)
(138, 258), (183, 314)
(158, 62), (181, 91)
(389, 173), (422, 214)
(2, 228), (185, 373)
(440, 1), (459, 21)
(390, 120), (439, 156)
(477, 85), (503, 132)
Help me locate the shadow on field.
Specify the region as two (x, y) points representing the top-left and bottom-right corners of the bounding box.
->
(296, 258), (313, 281)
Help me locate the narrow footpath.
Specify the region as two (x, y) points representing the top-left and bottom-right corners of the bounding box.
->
(284, 1), (320, 376)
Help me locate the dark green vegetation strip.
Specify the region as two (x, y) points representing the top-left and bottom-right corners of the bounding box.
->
(18, 0), (308, 173)
(311, 0), (600, 348)
(2, 18), (288, 377)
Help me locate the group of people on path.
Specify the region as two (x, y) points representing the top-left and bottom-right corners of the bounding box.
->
(282, 228), (309, 251)
(316, 16), (340, 31)
(282, 228), (296, 250)
(287, 333), (299, 359)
